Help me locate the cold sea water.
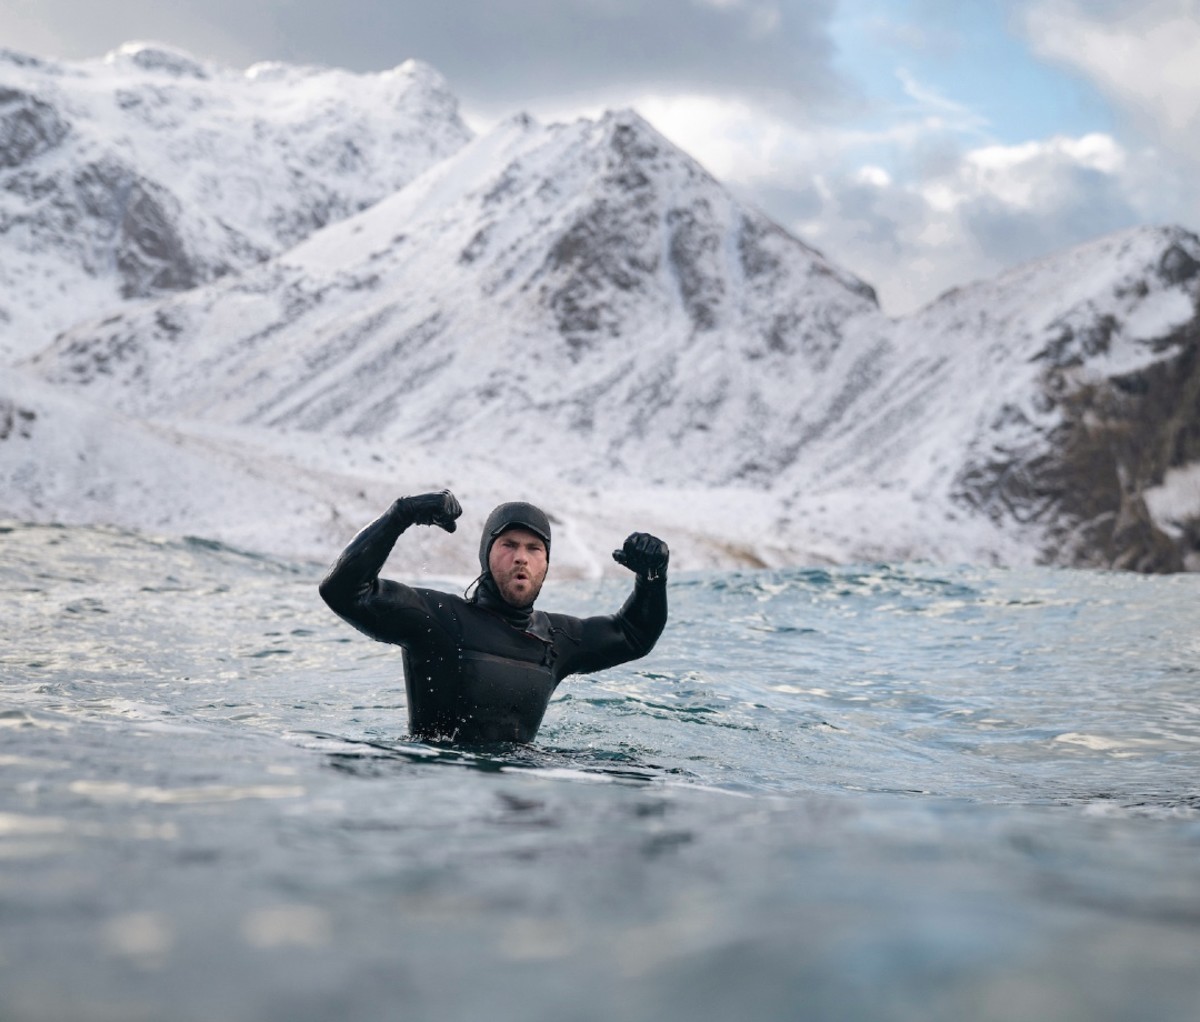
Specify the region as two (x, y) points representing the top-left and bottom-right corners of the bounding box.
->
(2, 522), (1199, 1022)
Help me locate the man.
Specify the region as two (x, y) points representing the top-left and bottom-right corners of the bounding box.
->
(319, 490), (669, 744)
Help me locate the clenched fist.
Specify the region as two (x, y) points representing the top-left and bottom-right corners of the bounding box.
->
(613, 532), (669, 580)
(395, 490), (462, 533)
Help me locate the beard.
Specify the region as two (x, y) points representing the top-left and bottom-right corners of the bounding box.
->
(492, 566), (545, 608)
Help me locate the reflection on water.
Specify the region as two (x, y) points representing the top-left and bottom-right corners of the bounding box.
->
(2, 522), (1200, 1022)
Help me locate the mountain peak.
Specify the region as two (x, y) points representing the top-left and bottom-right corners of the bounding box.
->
(0, 44), (473, 362)
(103, 41), (211, 79)
(29, 103), (887, 493)
(387, 57), (454, 90)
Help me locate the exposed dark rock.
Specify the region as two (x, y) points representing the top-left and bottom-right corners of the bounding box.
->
(0, 49), (52, 71)
(459, 225), (492, 265)
(1159, 243), (1200, 286)
(1034, 314), (1119, 367)
(765, 311), (800, 355)
(737, 215), (782, 280)
(0, 399), (37, 440)
(60, 159), (254, 298)
(738, 212), (878, 305)
(484, 161), (523, 206)
(666, 202), (723, 332)
(957, 314), (1200, 572)
(0, 88), (70, 168)
(115, 178), (202, 296)
(543, 194), (659, 351)
(266, 182), (359, 249)
(118, 45), (210, 80)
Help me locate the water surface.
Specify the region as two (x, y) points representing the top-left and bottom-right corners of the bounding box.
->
(2, 523), (1199, 1021)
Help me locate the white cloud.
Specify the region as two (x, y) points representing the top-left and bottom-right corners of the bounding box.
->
(635, 93), (807, 182)
(941, 134), (1127, 210)
(857, 165), (892, 187)
(0, 0), (845, 118)
(1024, 0), (1200, 153)
(894, 67), (987, 131)
(631, 8), (1200, 315)
(826, 131), (1148, 311)
(635, 84), (1148, 314)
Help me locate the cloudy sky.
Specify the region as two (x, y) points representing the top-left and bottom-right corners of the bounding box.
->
(4, 0), (1199, 314)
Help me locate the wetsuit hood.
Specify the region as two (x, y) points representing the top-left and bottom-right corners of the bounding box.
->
(478, 502), (552, 573)
(473, 502), (552, 620)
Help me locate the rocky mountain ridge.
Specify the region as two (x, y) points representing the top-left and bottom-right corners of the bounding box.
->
(792, 225), (1200, 571)
(27, 109), (887, 490)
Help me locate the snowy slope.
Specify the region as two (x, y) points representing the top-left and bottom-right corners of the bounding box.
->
(29, 109), (885, 489)
(0, 42), (471, 362)
(0, 366), (798, 576)
(775, 225), (1200, 570)
(818, 227), (1197, 477)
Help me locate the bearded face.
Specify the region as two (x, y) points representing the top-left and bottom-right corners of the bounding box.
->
(487, 527), (548, 608)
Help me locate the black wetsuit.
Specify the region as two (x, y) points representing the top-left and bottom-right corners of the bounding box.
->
(319, 502), (668, 743)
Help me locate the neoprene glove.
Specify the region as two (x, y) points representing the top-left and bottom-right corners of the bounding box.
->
(613, 532), (669, 580)
(395, 490), (462, 533)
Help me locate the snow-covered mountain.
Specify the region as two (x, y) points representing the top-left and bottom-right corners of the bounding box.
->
(0, 42), (470, 363)
(782, 225), (1200, 571)
(925, 227), (1200, 571)
(3, 45), (1198, 573)
(28, 109), (884, 488)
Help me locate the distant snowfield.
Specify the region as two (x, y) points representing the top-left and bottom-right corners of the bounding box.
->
(0, 367), (1025, 576)
(2, 44), (1199, 573)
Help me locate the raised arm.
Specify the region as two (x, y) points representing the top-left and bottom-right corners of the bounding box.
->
(557, 533), (670, 676)
(318, 491), (461, 643)
(609, 531), (669, 653)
